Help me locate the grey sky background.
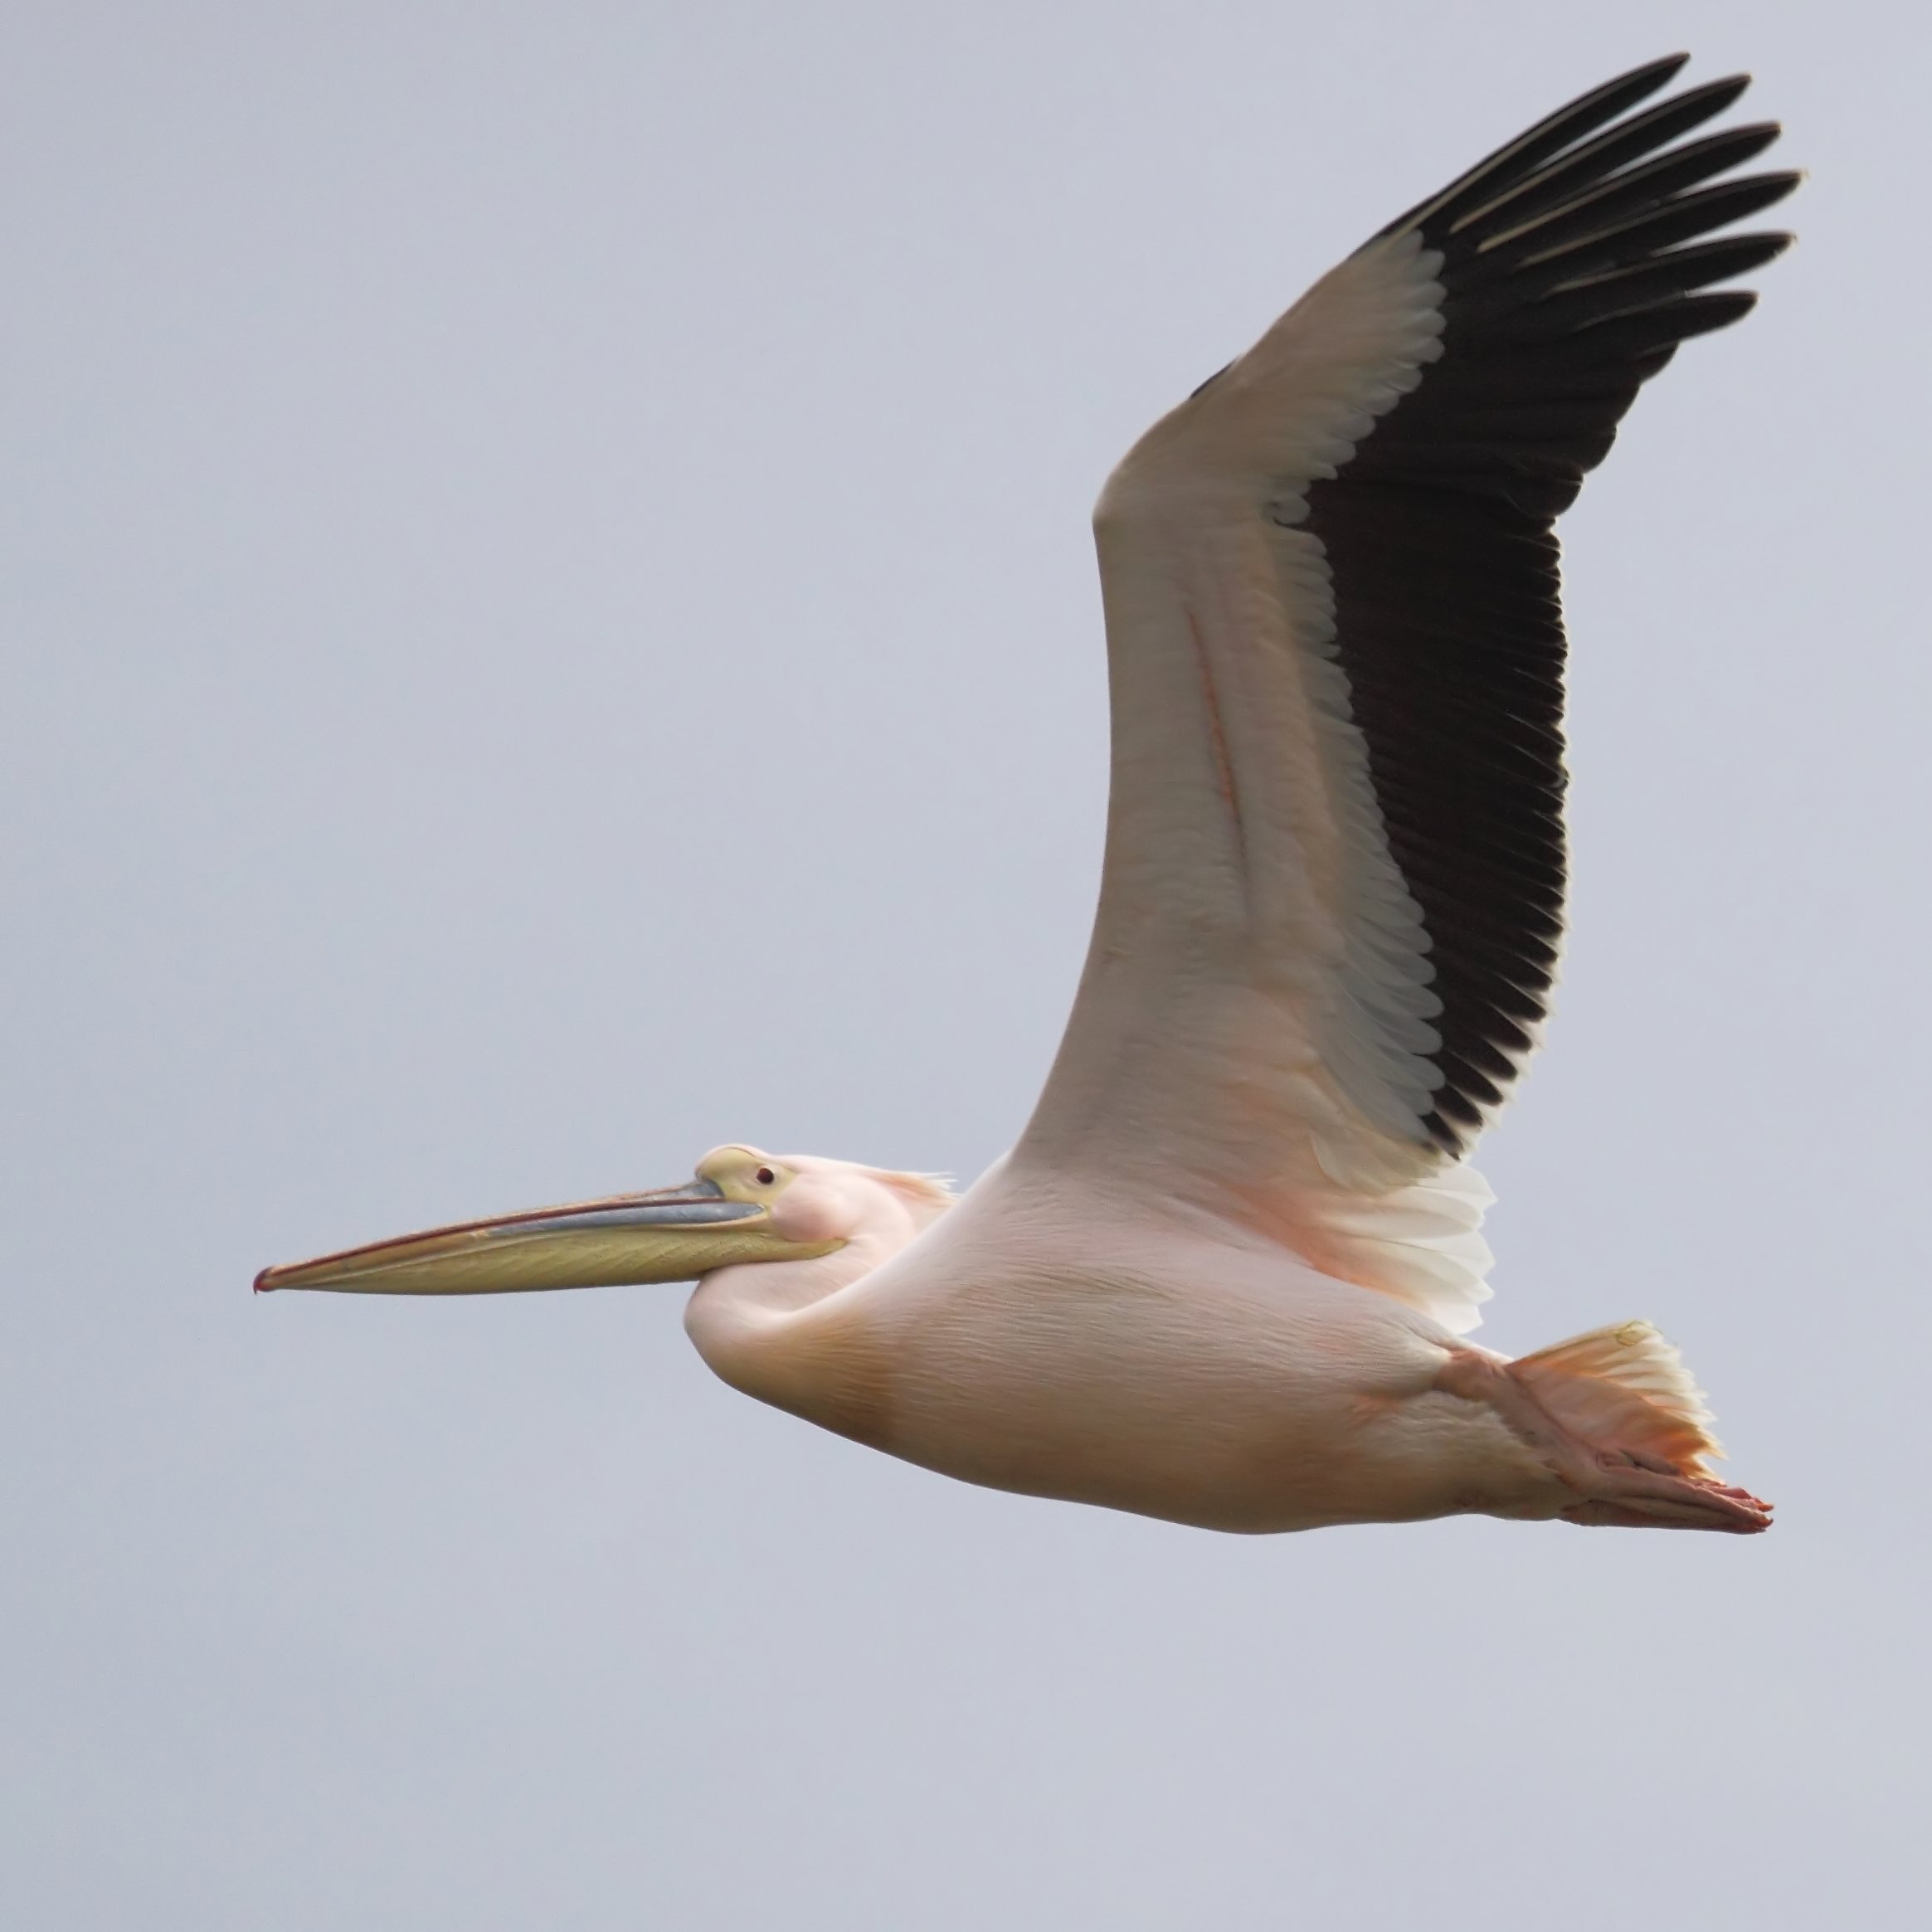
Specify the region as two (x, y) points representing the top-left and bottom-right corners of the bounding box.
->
(3, 2), (1925, 1925)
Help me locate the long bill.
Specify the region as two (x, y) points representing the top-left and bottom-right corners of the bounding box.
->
(253, 1179), (841, 1296)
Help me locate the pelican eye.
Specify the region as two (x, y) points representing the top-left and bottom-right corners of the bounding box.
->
(754, 1166), (776, 1186)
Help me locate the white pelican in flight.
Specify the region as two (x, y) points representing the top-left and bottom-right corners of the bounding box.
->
(261, 56), (1795, 1536)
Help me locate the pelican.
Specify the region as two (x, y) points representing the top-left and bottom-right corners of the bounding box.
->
(260, 56), (1795, 1535)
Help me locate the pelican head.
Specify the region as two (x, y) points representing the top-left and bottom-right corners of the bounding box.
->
(252, 1145), (950, 1299)
(257, 1146), (955, 1444)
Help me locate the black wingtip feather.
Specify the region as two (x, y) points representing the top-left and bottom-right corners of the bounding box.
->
(1382, 54), (1694, 239)
(1512, 171), (1798, 280)
(1444, 77), (1754, 241)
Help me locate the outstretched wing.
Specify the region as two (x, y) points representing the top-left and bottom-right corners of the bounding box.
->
(1018, 56), (1794, 1330)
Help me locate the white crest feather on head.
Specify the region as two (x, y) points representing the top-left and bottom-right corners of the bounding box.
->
(865, 1167), (957, 1229)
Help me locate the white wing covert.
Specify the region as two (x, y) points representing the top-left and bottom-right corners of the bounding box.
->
(1019, 57), (1793, 1331)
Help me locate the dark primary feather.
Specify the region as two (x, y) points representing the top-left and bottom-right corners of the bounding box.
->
(1302, 58), (1795, 1153)
(1383, 53), (1692, 236)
